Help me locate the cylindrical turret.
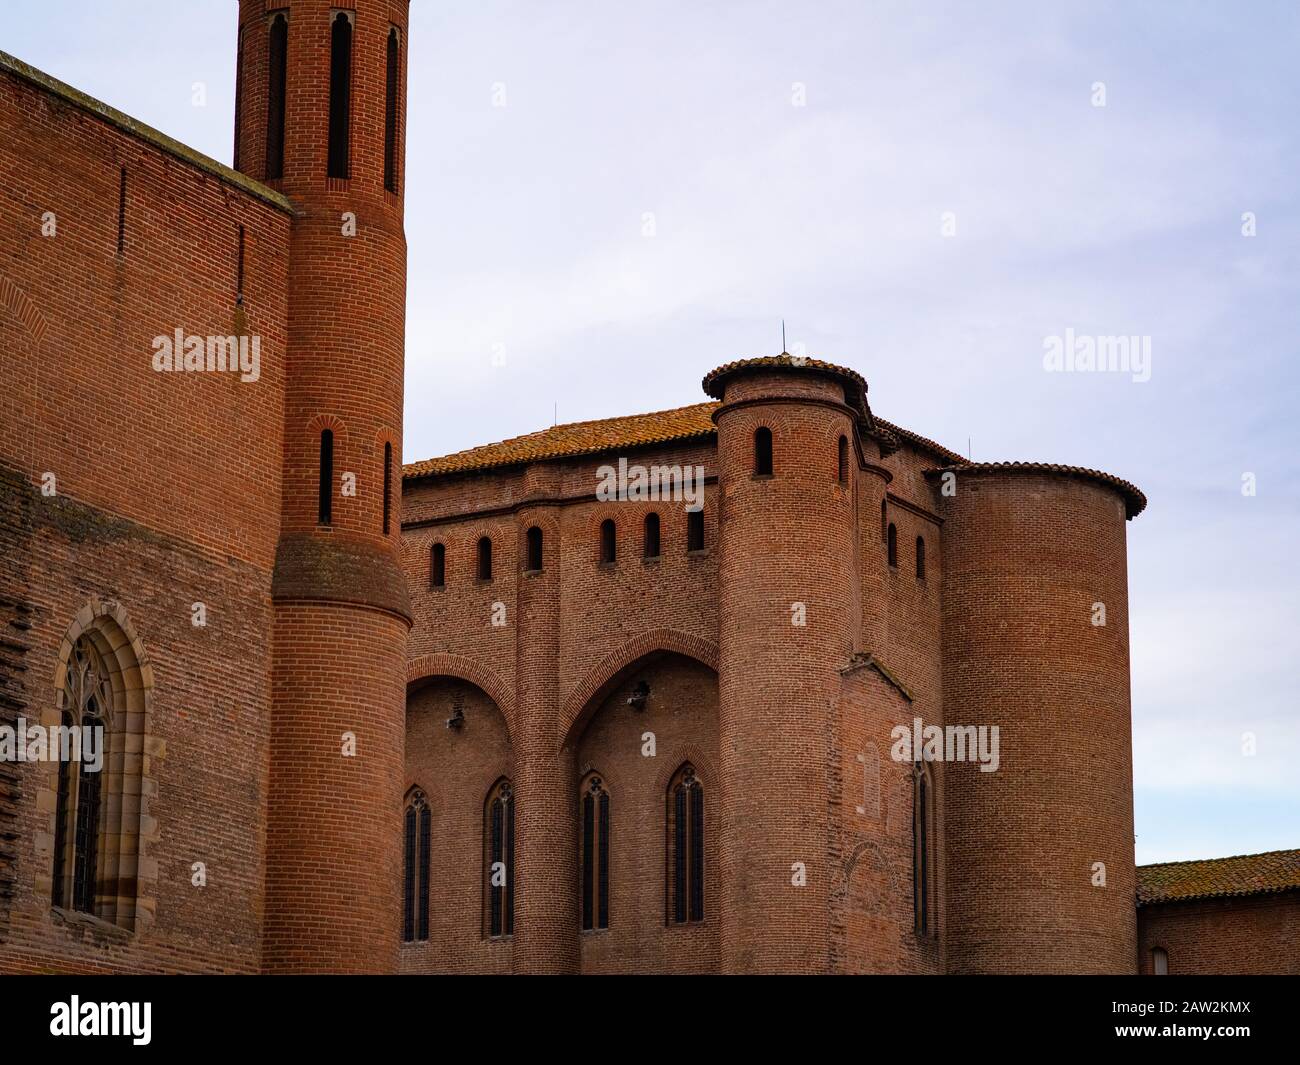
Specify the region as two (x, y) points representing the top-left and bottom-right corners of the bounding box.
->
(236, 0), (413, 973)
(705, 355), (862, 973)
(932, 464), (1144, 974)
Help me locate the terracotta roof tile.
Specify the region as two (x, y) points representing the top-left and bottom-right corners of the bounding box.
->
(1138, 849), (1300, 905)
(403, 400), (1144, 523)
(924, 460), (1148, 519)
(701, 354), (868, 402)
(403, 402), (718, 479)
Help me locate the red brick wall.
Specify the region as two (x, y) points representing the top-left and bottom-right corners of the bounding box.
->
(575, 654), (720, 974)
(0, 66), (290, 567)
(401, 441), (720, 972)
(938, 471), (1136, 973)
(1138, 893), (1300, 975)
(400, 678), (513, 974)
(0, 54), (289, 973)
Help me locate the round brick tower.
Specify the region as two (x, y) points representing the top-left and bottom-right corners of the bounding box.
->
(235, 0), (412, 973)
(930, 465), (1145, 974)
(704, 355), (864, 974)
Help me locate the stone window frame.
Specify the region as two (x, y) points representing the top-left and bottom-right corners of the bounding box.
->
(36, 600), (160, 936)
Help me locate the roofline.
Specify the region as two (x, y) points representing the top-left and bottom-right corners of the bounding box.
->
(1138, 847), (1300, 871)
(401, 402), (996, 483)
(403, 429), (718, 482)
(1136, 847), (1300, 906)
(1, 50), (295, 216)
(1137, 883), (1299, 907)
(924, 460), (1147, 519)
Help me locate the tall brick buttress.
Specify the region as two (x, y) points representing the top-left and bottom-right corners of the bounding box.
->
(711, 367), (857, 973)
(236, 0), (414, 974)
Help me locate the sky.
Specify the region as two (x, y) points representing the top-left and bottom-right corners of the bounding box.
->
(6, 1), (1297, 864)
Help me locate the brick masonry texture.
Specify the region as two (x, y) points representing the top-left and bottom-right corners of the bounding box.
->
(1137, 893), (1300, 975)
(1, 8), (1290, 975)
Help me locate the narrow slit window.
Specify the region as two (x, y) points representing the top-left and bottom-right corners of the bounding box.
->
(754, 426), (773, 475)
(477, 536), (492, 581)
(599, 519), (616, 564)
(887, 523), (898, 567)
(686, 508), (705, 552)
(383, 27), (401, 193)
(382, 442), (393, 535)
(916, 536), (926, 579)
(837, 435), (848, 484)
(430, 542), (445, 587)
(318, 429), (334, 525)
(265, 12), (288, 180)
(643, 513), (661, 558)
(525, 526), (543, 571)
(327, 11), (353, 179)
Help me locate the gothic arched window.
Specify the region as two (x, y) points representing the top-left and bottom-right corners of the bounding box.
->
(667, 764), (704, 924)
(913, 762), (935, 936)
(581, 774), (610, 931)
(402, 789), (430, 943)
(485, 778), (514, 938)
(52, 637), (113, 918)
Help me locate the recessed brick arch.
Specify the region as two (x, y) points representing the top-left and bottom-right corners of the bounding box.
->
(559, 628), (719, 749)
(407, 653), (516, 744)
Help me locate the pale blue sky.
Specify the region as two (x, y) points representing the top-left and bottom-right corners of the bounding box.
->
(6, 1), (1297, 863)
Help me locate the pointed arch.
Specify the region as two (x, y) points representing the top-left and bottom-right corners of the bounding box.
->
(559, 629), (719, 748)
(43, 600), (157, 931)
(407, 653), (515, 745)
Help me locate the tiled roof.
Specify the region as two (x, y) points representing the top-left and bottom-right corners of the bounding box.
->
(924, 460), (1148, 518)
(404, 404), (1144, 519)
(403, 402), (718, 479)
(401, 398), (973, 481)
(701, 355), (869, 402)
(1138, 849), (1300, 905)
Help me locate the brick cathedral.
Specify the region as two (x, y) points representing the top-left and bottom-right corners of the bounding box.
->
(0, 2), (1295, 975)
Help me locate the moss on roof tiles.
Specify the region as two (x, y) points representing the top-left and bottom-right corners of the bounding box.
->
(1138, 849), (1300, 905)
